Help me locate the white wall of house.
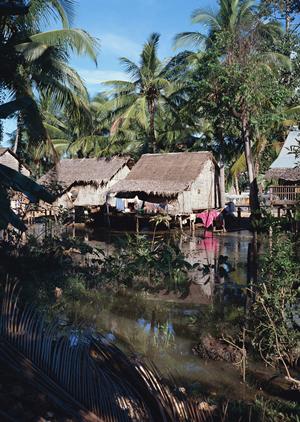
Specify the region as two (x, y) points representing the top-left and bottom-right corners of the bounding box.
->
(175, 160), (218, 214)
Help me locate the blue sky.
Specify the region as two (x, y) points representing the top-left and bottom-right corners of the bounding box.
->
(70, 0), (215, 96)
(3, 0), (216, 142)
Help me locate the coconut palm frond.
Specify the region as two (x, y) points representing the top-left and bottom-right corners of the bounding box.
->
(0, 284), (211, 422)
(0, 164), (54, 204)
(230, 152), (246, 177)
(50, 0), (75, 28)
(173, 32), (206, 50)
(15, 42), (50, 62)
(191, 9), (220, 30)
(30, 29), (99, 64)
(43, 122), (68, 139)
(26, 0), (75, 30)
(119, 57), (141, 80)
(260, 52), (292, 71)
(141, 32), (160, 73)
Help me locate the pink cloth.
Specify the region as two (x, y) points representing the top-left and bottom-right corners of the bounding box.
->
(198, 236), (219, 253)
(197, 210), (221, 228)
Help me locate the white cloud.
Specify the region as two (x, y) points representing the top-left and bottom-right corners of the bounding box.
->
(78, 69), (129, 85)
(101, 33), (140, 59)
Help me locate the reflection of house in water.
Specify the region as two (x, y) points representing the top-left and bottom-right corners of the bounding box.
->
(39, 157), (132, 218)
(110, 152), (220, 216)
(183, 234), (219, 298)
(182, 232), (250, 299)
(265, 130), (300, 212)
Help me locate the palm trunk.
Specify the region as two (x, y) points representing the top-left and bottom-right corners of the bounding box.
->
(148, 100), (157, 153)
(242, 116), (260, 214)
(13, 113), (22, 154)
(13, 126), (19, 154)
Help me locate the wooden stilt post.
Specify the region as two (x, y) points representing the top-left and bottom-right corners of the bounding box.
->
(179, 216), (183, 232)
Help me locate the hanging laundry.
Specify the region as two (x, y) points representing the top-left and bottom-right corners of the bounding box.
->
(116, 198), (125, 211)
(144, 202), (157, 213)
(197, 209), (221, 228)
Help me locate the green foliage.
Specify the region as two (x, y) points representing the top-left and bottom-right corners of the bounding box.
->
(220, 396), (300, 421)
(0, 0), (98, 168)
(250, 234), (300, 369)
(0, 233), (96, 306)
(99, 234), (194, 294)
(250, 207), (292, 232)
(103, 33), (190, 154)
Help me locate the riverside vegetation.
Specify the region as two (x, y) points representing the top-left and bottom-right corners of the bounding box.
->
(0, 227), (299, 420)
(0, 0), (300, 420)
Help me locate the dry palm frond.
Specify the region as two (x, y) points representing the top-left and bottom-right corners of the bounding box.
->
(0, 283), (212, 421)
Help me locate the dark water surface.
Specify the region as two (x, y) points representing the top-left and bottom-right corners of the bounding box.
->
(32, 225), (273, 401)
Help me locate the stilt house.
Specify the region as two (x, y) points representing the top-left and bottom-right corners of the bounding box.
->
(265, 130), (300, 206)
(110, 152), (220, 215)
(39, 157), (132, 210)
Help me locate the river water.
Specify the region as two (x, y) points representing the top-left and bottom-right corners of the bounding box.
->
(33, 224), (275, 401)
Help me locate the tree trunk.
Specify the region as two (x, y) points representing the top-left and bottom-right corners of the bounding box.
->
(148, 100), (157, 153)
(285, 0), (291, 33)
(242, 117), (260, 214)
(219, 163), (226, 208)
(13, 126), (19, 154)
(234, 175), (240, 196)
(216, 126), (226, 208)
(13, 113), (22, 154)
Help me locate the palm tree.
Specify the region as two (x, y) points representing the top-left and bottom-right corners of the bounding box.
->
(104, 33), (181, 153)
(0, 0), (99, 156)
(174, 0), (289, 213)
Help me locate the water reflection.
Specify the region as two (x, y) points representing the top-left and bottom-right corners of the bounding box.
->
(30, 223), (264, 399)
(66, 293), (258, 401)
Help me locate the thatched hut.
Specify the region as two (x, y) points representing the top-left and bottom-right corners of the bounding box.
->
(0, 148), (30, 176)
(39, 157), (132, 209)
(110, 152), (220, 215)
(265, 130), (300, 205)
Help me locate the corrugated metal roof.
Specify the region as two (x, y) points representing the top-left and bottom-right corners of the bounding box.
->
(270, 130), (299, 169)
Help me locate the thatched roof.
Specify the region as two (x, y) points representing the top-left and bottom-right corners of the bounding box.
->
(265, 130), (300, 182)
(111, 152), (216, 198)
(0, 147), (17, 158)
(265, 167), (300, 182)
(39, 157), (130, 190)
